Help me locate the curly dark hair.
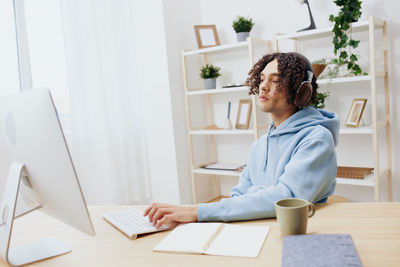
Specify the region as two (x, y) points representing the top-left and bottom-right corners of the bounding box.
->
(246, 52), (318, 107)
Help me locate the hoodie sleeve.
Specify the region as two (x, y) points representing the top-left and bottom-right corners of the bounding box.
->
(197, 138), (337, 222)
(230, 166), (252, 197)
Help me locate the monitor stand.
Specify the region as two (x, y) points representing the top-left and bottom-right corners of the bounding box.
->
(0, 162), (71, 266)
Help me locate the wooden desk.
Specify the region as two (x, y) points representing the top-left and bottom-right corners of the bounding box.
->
(3, 203), (400, 266)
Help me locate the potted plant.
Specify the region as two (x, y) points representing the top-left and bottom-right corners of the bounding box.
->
(311, 58), (328, 79)
(315, 56), (365, 80)
(329, 0), (365, 76)
(310, 59), (330, 109)
(232, 16), (255, 42)
(200, 64), (221, 89)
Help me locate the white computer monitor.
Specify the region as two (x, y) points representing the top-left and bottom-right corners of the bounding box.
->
(0, 88), (95, 266)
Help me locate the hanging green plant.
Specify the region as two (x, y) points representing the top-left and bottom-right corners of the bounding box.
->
(329, 0), (366, 76)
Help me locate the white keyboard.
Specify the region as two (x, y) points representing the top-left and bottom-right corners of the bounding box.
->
(102, 209), (169, 239)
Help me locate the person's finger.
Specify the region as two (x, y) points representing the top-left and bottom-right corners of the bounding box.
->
(152, 208), (172, 225)
(143, 203), (156, 216)
(156, 214), (173, 229)
(147, 204), (172, 223)
(147, 204), (160, 223)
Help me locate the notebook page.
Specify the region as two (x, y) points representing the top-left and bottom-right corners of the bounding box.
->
(205, 224), (270, 258)
(153, 223), (222, 254)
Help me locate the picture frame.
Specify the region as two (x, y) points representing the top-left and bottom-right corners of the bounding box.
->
(194, 25), (220, 49)
(345, 98), (367, 127)
(236, 99), (252, 129)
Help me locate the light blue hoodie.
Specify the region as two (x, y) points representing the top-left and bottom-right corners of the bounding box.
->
(197, 107), (339, 222)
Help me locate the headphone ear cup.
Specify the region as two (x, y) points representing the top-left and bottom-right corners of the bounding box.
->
(294, 82), (313, 108)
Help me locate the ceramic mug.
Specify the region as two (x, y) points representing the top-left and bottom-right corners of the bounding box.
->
(275, 198), (316, 236)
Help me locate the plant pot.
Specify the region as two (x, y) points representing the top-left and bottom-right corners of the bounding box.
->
(204, 78), (216, 89)
(312, 64), (327, 79)
(236, 32), (250, 42)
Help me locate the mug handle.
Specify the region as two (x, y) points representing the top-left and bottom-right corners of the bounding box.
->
(308, 203), (316, 218)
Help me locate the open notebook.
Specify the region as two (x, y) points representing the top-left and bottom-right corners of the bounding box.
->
(153, 223), (270, 258)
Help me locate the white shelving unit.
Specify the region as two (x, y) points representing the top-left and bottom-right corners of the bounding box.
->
(275, 16), (392, 201)
(182, 37), (269, 56)
(336, 174), (374, 187)
(192, 168), (241, 177)
(317, 75), (372, 85)
(186, 86), (248, 96)
(189, 129), (255, 135)
(181, 38), (272, 203)
(275, 19), (373, 40)
(339, 126), (372, 135)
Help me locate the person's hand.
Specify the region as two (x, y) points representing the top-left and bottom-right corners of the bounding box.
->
(143, 203), (198, 228)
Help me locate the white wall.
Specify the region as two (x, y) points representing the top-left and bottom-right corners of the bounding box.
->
(162, 0), (202, 204)
(163, 0), (400, 201)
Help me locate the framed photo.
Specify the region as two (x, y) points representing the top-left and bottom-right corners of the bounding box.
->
(236, 99), (252, 129)
(194, 25), (220, 49)
(345, 98), (367, 127)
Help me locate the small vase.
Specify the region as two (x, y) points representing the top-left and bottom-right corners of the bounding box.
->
(236, 32), (249, 42)
(204, 78), (216, 89)
(223, 118), (232, 130)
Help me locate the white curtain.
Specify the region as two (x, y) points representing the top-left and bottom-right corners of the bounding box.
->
(59, 0), (152, 204)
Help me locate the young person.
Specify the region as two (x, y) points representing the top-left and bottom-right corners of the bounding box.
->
(144, 52), (339, 228)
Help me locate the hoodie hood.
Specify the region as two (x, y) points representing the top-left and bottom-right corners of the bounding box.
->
(269, 106), (340, 146)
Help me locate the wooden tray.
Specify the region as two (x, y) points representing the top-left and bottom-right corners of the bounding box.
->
(337, 166), (374, 179)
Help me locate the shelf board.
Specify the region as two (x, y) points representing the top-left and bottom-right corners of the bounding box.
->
(193, 168), (241, 177)
(207, 194), (350, 204)
(336, 173), (374, 187)
(318, 75), (371, 85)
(276, 18), (382, 40)
(339, 126), (373, 135)
(183, 41), (250, 56)
(187, 86), (248, 96)
(190, 129), (254, 135)
(193, 169), (374, 186)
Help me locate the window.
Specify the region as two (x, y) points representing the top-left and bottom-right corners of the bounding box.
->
(24, 0), (70, 131)
(0, 0), (70, 131)
(0, 0), (20, 95)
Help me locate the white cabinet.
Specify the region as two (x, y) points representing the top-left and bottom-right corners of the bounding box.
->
(181, 38), (272, 203)
(275, 16), (392, 201)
